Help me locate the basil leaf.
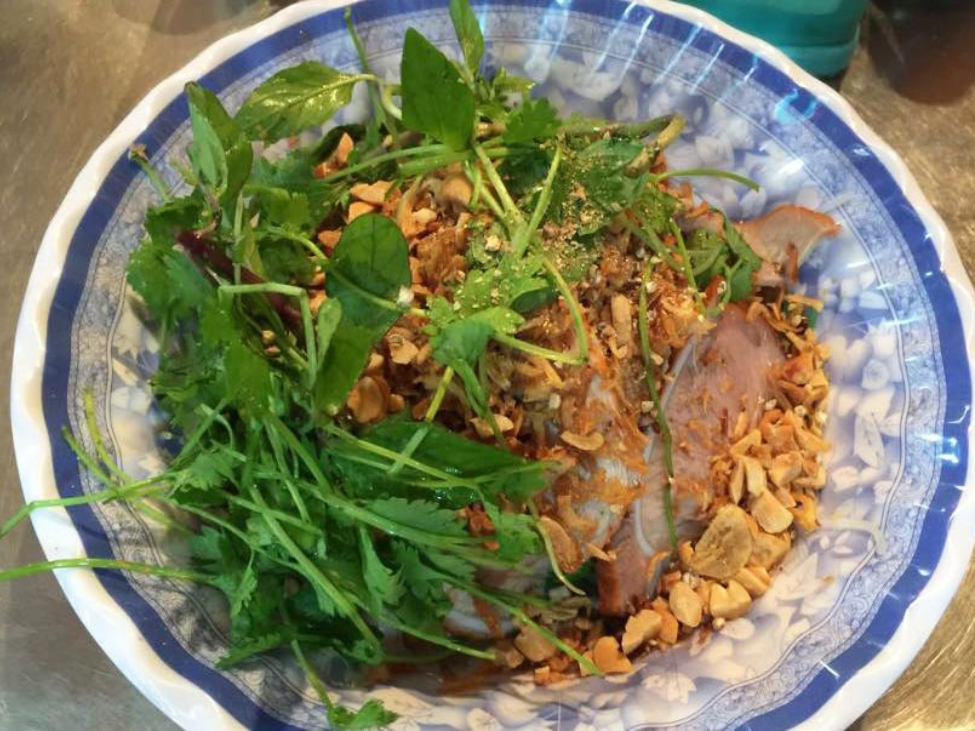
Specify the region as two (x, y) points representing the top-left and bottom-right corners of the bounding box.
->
(235, 62), (362, 142)
(400, 28), (475, 150)
(449, 0), (484, 78)
(316, 214), (411, 414)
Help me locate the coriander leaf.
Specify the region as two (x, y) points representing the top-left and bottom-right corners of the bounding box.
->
(235, 62), (362, 142)
(216, 631), (292, 669)
(225, 340), (273, 417)
(431, 307), (523, 366)
(358, 527), (404, 613)
(449, 0), (484, 78)
(432, 319), (492, 365)
(400, 28), (475, 150)
(553, 138), (648, 235)
(390, 541), (454, 611)
(423, 549), (476, 582)
(174, 448), (238, 493)
(144, 194), (206, 244)
(230, 558), (258, 617)
(504, 98), (560, 143)
(126, 229), (212, 325)
(484, 503), (541, 561)
(185, 82), (252, 206)
(251, 185), (311, 231)
(316, 214), (410, 415)
(366, 496), (468, 538)
(327, 700), (398, 731)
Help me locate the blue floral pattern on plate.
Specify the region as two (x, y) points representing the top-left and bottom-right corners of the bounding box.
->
(39, 1), (969, 729)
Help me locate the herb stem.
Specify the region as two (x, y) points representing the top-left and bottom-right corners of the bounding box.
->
(424, 365), (455, 423)
(638, 263), (678, 549)
(320, 144), (451, 182)
(128, 146), (172, 202)
(473, 142), (524, 230)
(344, 7), (392, 134)
(0, 557), (212, 585)
(492, 333), (585, 365)
(669, 221), (707, 315)
(654, 167), (760, 191)
(381, 615), (498, 661)
(512, 145), (561, 257)
(620, 216), (681, 272)
(540, 255), (588, 364)
(528, 502), (585, 596)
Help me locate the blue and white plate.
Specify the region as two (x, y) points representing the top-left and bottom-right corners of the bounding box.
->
(11, 1), (975, 728)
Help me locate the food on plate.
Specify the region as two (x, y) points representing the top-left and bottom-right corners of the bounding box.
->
(0, 1), (836, 724)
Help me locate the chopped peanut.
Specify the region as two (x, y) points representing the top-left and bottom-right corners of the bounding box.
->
(592, 636), (633, 674)
(750, 490), (794, 533)
(621, 609), (662, 654)
(669, 582), (703, 628)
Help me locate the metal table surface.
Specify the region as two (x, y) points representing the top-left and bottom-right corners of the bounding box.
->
(0, 1), (972, 729)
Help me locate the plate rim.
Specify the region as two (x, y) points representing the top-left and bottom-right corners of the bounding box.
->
(10, 0), (975, 729)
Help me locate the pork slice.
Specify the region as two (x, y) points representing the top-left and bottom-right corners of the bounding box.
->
(597, 306), (785, 615)
(738, 204), (840, 286)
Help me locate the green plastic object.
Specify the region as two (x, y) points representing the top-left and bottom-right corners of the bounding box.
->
(680, 0), (869, 77)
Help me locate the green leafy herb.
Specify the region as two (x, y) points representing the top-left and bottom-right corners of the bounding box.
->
(236, 62), (366, 142)
(400, 28), (475, 150)
(316, 214), (411, 415)
(449, 0), (484, 79)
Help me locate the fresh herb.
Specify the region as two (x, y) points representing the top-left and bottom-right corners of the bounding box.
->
(235, 62), (369, 142)
(400, 28), (475, 150)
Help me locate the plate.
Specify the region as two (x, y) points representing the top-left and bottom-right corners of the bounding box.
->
(10, 0), (975, 728)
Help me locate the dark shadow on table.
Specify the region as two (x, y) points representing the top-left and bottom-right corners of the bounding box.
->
(861, 0), (975, 105)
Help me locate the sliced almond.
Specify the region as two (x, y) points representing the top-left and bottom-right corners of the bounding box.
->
(561, 430), (605, 451)
(789, 493), (819, 532)
(388, 334), (420, 365)
(611, 295), (633, 348)
(439, 172), (473, 209)
(317, 229), (342, 250)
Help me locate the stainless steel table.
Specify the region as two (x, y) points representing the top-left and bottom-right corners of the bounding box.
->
(0, 1), (972, 729)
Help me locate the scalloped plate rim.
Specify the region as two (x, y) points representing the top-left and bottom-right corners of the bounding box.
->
(9, 0), (975, 729)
